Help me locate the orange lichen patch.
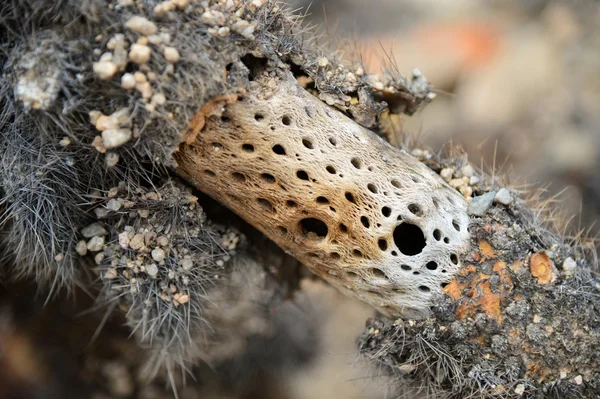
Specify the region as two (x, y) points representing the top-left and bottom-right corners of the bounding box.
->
(181, 94), (238, 144)
(478, 240), (495, 259)
(444, 260), (513, 323)
(511, 260), (522, 272)
(529, 252), (556, 285)
(443, 279), (463, 301)
(493, 261), (506, 273)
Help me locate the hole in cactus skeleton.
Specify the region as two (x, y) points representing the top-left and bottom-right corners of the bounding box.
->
(371, 268), (387, 279)
(299, 218), (328, 240)
(282, 115), (292, 125)
(203, 169), (216, 177)
(360, 216), (370, 228)
(393, 223), (426, 256)
(351, 157), (362, 169)
(296, 170), (309, 180)
(326, 165), (336, 174)
(232, 172), (246, 182)
(242, 144), (254, 152)
(426, 261), (438, 271)
(302, 138), (314, 149)
(452, 220), (461, 231)
(345, 192), (356, 203)
(408, 203), (423, 216)
(260, 173), (275, 183)
(272, 144), (286, 155)
(378, 239), (388, 251)
(367, 183), (378, 194)
(316, 196), (329, 204)
(257, 198), (274, 211)
(381, 206), (392, 217)
(433, 229), (442, 241)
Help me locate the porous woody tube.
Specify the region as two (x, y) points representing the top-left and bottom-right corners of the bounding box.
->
(175, 72), (470, 318)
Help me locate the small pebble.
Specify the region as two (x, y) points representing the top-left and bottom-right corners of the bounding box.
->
(106, 198), (122, 211)
(467, 192), (496, 216)
(87, 236), (105, 252)
(461, 164), (474, 177)
(514, 384), (525, 395)
(574, 375), (583, 385)
(163, 46), (180, 63)
(146, 263), (159, 277)
(121, 73), (136, 89)
(106, 152), (119, 167)
(89, 110), (102, 125)
(59, 137), (71, 147)
(125, 16), (158, 36)
(95, 115), (119, 131)
(180, 258), (193, 270)
(440, 168), (454, 181)
(134, 72), (147, 83)
(104, 268), (118, 279)
(93, 61), (118, 80)
(173, 0), (190, 8)
(494, 188), (513, 205)
(74, 241), (87, 257)
(151, 93), (166, 105)
(562, 257), (577, 276)
(118, 232), (130, 248)
(102, 128), (132, 149)
(129, 43), (151, 65)
(217, 27), (230, 37)
(152, 248), (166, 262)
(129, 234), (145, 250)
(173, 292), (189, 305)
(156, 235), (169, 246)
(99, 52), (113, 62)
(459, 185), (473, 198)
(81, 223), (107, 238)
(154, 1), (175, 15)
(136, 82), (152, 99)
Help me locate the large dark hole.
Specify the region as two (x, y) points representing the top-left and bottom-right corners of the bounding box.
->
(299, 218), (328, 240)
(296, 170), (309, 180)
(272, 144), (286, 155)
(393, 223), (426, 256)
(360, 216), (370, 228)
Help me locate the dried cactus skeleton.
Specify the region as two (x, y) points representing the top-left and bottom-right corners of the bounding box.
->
(175, 70), (470, 319)
(1, 0), (599, 398)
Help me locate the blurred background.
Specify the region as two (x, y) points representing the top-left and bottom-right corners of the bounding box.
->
(2, 1), (599, 398)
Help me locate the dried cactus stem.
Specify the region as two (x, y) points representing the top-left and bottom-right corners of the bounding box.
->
(175, 70), (470, 318)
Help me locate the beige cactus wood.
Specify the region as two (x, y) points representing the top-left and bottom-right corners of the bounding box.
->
(175, 71), (470, 318)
